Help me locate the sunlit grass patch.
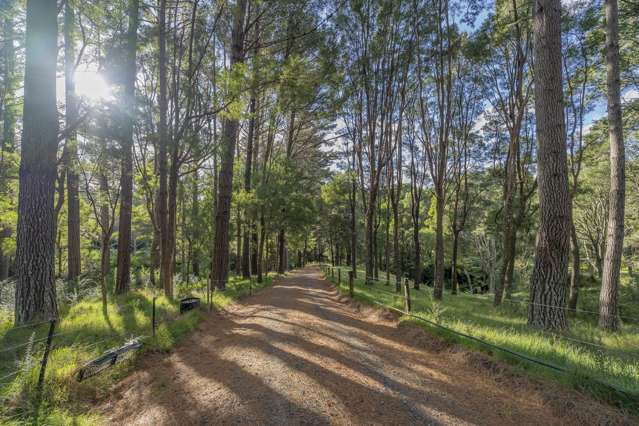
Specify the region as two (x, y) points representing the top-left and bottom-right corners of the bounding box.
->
(0, 273), (276, 424)
(324, 264), (639, 411)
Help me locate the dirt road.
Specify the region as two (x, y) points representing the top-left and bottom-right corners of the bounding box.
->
(102, 267), (629, 425)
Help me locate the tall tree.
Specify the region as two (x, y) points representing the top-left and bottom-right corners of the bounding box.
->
(14, 0), (59, 324)
(115, 0), (140, 294)
(489, 0), (532, 306)
(157, 0), (171, 297)
(527, 0), (570, 331)
(64, 0), (81, 287)
(416, 0), (456, 300)
(0, 0), (17, 281)
(211, 0), (248, 290)
(599, 0), (625, 331)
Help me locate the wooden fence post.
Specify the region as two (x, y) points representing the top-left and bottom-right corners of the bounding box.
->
(403, 278), (411, 313)
(348, 271), (354, 298)
(338, 268), (341, 284)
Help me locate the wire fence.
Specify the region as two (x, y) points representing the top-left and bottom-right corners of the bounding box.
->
(320, 263), (639, 402)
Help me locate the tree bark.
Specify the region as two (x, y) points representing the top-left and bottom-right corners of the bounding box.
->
(241, 90), (257, 278)
(14, 0), (59, 324)
(528, 0), (570, 331)
(433, 187), (445, 299)
(599, 0), (625, 331)
(568, 222), (580, 310)
(115, 0), (139, 294)
(64, 0), (81, 287)
(277, 228), (286, 274)
(157, 0), (172, 298)
(211, 0), (248, 290)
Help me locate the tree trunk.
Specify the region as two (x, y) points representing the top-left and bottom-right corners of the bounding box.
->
(350, 146), (357, 278)
(451, 230), (459, 295)
(528, 0), (570, 331)
(241, 87), (257, 278)
(393, 204), (401, 293)
(211, 0), (248, 290)
(167, 144), (179, 285)
(257, 213), (265, 283)
(599, 0), (625, 331)
(413, 221), (421, 290)
(99, 169), (111, 299)
(14, 0), (59, 324)
(115, 0), (139, 294)
(236, 208), (242, 276)
(433, 188), (445, 300)
(64, 1), (81, 287)
(157, 0), (172, 298)
(495, 154), (516, 305)
(364, 188), (377, 284)
(568, 221), (580, 310)
(277, 228), (286, 274)
(191, 172), (200, 276)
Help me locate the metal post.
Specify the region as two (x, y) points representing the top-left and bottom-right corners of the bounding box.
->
(348, 271), (354, 298)
(36, 319), (56, 403)
(403, 278), (411, 313)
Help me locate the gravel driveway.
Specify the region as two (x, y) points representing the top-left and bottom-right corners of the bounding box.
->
(101, 267), (631, 425)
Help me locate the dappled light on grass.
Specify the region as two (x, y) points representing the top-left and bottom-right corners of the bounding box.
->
(327, 265), (639, 399)
(0, 274), (273, 424)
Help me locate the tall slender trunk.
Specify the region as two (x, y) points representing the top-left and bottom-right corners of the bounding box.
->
(451, 230), (459, 295)
(413, 221), (421, 290)
(599, 0), (625, 331)
(257, 213), (265, 283)
(14, 0), (59, 324)
(157, 0), (172, 298)
(241, 90), (257, 278)
(115, 0), (139, 294)
(568, 222), (580, 310)
(495, 144), (517, 305)
(64, 1), (81, 287)
(364, 189), (376, 284)
(0, 3), (16, 281)
(191, 172), (200, 276)
(236, 208), (242, 276)
(99, 168), (111, 301)
(528, 0), (570, 331)
(167, 144), (179, 284)
(211, 0), (248, 289)
(278, 229), (286, 274)
(350, 145), (357, 278)
(433, 188), (445, 299)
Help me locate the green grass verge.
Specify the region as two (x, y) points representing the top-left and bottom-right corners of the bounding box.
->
(0, 273), (275, 425)
(323, 264), (639, 413)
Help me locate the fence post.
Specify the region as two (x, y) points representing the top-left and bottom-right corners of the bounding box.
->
(331, 267), (334, 279)
(348, 271), (354, 298)
(403, 278), (411, 313)
(36, 319), (56, 403)
(338, 268), (341, 284)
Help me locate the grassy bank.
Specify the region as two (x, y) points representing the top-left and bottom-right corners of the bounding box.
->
(323, 265), (639, 412)
(0, 274), (275, 425)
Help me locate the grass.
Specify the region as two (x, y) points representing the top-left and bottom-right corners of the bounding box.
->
(323, 264), (639, 412)
(0, 273), (275, 425)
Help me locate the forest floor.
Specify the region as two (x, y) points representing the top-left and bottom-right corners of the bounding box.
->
(100, 267), (633, 425)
